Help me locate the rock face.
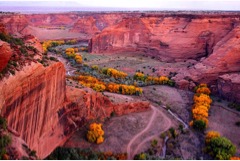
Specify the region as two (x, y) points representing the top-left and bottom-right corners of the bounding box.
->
(89, 15), (237, 61)
(217, 73), (240, 103)
(23, 35), (43, 54)
(70, 16), (100, 38)
(188, 25), (240, 83)
(70, 13), (133, 38)
(0, 41), (12, 72)
(0, 62), (66, 158)
(0, 15), (29, 36)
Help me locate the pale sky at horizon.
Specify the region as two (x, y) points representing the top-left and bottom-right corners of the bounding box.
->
(0, 0), (240, 11)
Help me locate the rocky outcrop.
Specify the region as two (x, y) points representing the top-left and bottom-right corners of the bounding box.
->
(0, 15), (29, 36)
(70, 16), (100, 37)
(188, 25), (240, 84)
(23, 35), (43, 54)
(0, 41), (12, 72)
(25, 13), (79, 27)
(217, 73), (240, 103)
(65, 87), (150, 121)
(89, 15), (237, 62)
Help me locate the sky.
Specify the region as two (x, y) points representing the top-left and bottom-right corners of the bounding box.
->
(0, 0), (240, 12)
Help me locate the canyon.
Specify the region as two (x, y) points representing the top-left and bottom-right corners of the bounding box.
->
(0, 11), (240, 159)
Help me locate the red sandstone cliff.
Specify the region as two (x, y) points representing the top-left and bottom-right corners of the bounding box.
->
(0, 41), (12, 72)
(89, 16), (236, 62)
(0, 62), (66, 158)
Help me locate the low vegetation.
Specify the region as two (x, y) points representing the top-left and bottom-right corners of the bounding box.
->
(47, 147), (127, 160)
(0, 116), (12, 160)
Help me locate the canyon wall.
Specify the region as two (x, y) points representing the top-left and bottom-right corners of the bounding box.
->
(89, 15), (237, 62)
(0, 62), (66, 158)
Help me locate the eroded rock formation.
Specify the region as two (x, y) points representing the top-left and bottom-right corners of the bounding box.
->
(89, 16), (236, 62)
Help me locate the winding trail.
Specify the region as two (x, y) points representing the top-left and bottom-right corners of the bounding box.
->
(126, 105), (172, 159)
(126, 106), (157, 159)
(132, 106), (172, 157)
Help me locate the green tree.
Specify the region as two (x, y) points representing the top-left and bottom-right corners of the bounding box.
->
(193, 119), (206, 132)
(206, 137), (236, 160)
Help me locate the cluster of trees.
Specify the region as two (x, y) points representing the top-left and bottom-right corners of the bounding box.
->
(47, 147), (127, 160)
(65, 39), (77, 45)
(134, 72), (175, 86)
(87, 123), (104, 144)
(65, 48), (82, 64)
(42, 39), (78, 53)
(107, 83), (143, 95)
(78, 75), (106, 92)
(102, 68), (128, 79)
(190, 84), (212, 131)
(77, 75), (143, 95)
(42, 40), (65, 53)
(205, 131), (237, 160)
(91, 66), (128, 79)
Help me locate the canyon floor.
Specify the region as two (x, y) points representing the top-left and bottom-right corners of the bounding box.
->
(49, 43), (240, 159)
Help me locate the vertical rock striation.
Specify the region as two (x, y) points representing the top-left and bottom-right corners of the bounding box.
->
(0, 62), (66, 158)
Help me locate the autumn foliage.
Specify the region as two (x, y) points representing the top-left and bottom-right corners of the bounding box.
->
(87, 123), (104, 144)
(231, 157), (240, 160)
(205, 131), (220, 144)
(76, 75), (142, 95)
(101, 68), (127, 79)
(42, 40), (65, 53)
(65, 48), (82, 64)
(134, 72), (173, 86)
(190, 84), (212, 130)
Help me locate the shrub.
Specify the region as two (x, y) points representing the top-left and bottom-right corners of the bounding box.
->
(205, 131), (220, 144)
(0, 116), (7, 130)
(192, 119), (206, 131)
(0, 135), (12, 148)
(206, 137), (236, 160)
(235, 121), (240, 127)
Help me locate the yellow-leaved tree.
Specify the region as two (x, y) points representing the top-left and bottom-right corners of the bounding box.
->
(87, 123), (104, 144)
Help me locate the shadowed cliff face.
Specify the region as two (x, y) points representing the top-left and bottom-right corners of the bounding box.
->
(0, 41), (12, 72)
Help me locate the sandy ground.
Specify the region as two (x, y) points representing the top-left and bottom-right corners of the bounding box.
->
(142, 85), (194, 123)
(208, 102), (240, 155)
(25, 26), (86, 41)
(79, 52), (194, 77)
(48, 43), (240, 158)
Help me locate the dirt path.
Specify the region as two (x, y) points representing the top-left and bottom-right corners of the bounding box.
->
(126, 105), (172, 159)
